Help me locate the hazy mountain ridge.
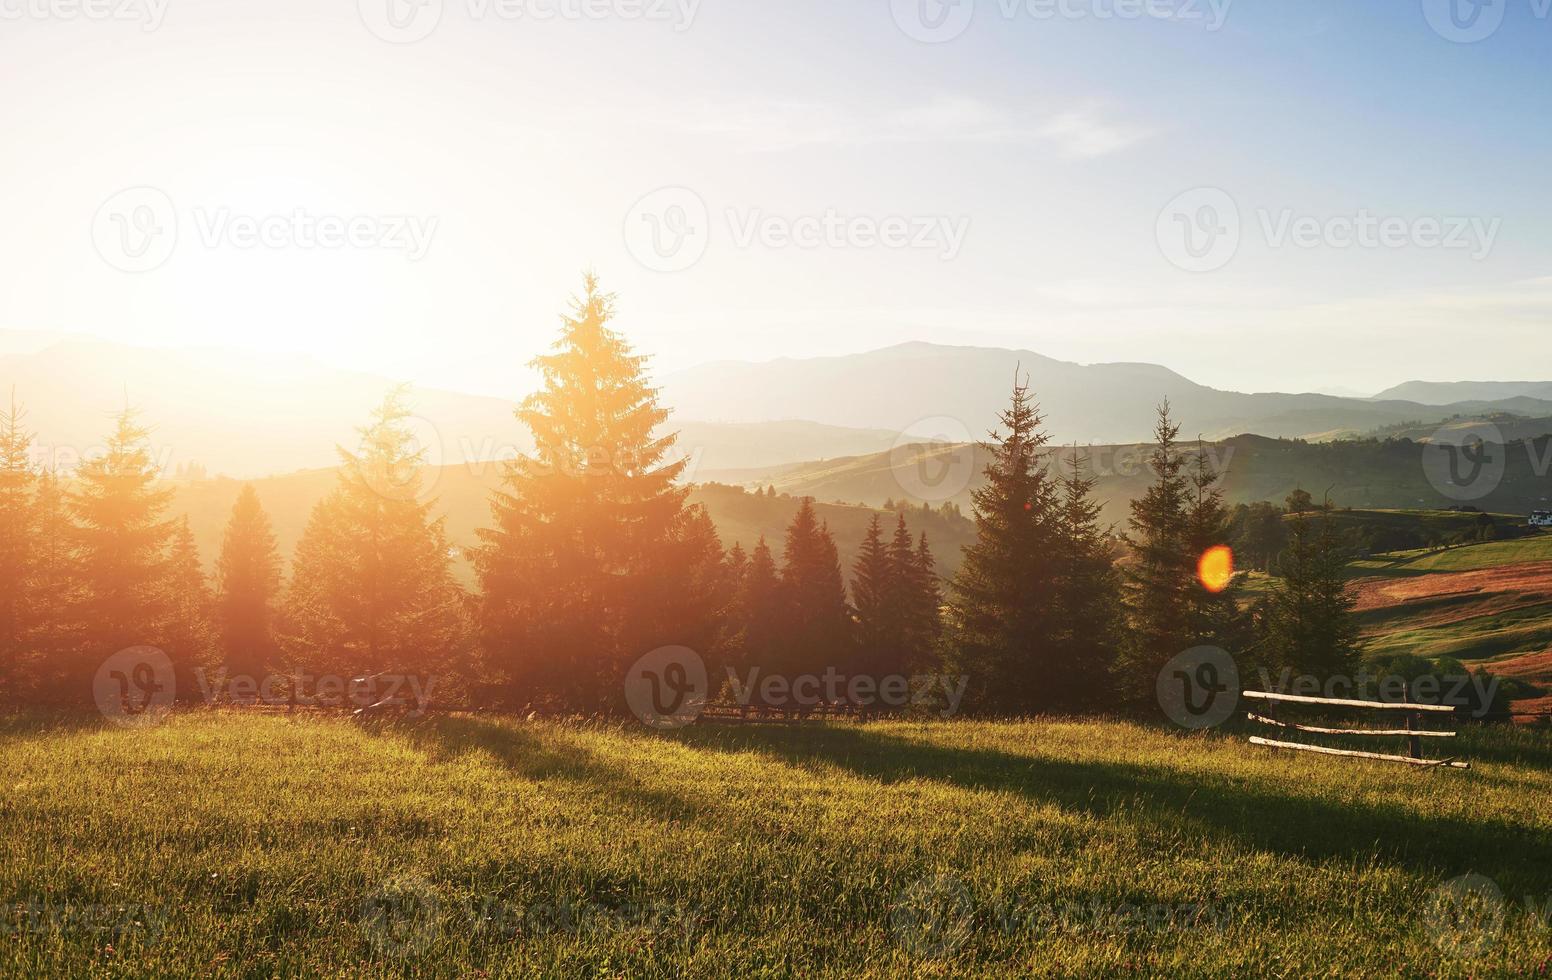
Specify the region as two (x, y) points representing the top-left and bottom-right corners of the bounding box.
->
(1371, 380), (1552, 405)
(660, 342), (1552, 445)
(7, 332), (1552, 479)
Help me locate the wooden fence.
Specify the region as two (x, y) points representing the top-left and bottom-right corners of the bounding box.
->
(1243, 690), (1470, 770)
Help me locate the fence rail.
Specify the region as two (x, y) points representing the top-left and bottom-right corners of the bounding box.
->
(1243, 690), (1470, 770)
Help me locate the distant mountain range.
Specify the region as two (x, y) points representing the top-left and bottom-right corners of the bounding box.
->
(661, 342), (1552, 445)
(1370, 380), (1552, 405)
(5, 332), (1552, 479)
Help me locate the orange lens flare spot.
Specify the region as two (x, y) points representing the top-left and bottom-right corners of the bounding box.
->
(1197, 545), (1234, 593)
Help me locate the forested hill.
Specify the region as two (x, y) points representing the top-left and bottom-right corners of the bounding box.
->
(758, 433), (1552, 528)
(168, 466), (977, 585)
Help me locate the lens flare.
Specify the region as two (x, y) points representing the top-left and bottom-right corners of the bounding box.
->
(1197, 545), (1234, 594)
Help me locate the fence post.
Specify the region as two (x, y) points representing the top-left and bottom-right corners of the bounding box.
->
(1407, 711), (1421, 760)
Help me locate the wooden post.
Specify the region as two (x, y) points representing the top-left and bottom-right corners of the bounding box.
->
(1407, 711), (1421, 761)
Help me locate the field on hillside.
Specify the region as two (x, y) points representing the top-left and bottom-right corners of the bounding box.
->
(3, 713), (1550, 977)
(1346, 531), (1552, 714)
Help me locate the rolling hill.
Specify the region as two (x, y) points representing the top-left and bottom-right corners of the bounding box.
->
(751, 433), (1552, 528)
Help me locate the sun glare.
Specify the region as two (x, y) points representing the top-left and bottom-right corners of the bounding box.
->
(1197, 544), (1234, 594)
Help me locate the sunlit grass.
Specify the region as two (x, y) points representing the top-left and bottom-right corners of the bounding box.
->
(2, 712), (1549, 976)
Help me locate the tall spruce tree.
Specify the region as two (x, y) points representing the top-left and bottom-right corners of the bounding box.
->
(162, 516), (216, 701)
(27, 470), (79, 701)
(895, 522), (943, 676)
(1050, 446), (1121, 709)
(1261, 508), (1361, 678)
(1112, 402), (1194, 705)
(215, 484), (283, 681)
(737, 537), (784, 680)
(0, 392), (36, 703)
(69, 408), (175, 702)
(950, 376), (1060, 713)
(775, 499), (853, 679)
(285, 390), (467, 686)
(851, 514), (894, 674)
(1184, 441), (1248, 652)
(475, 276), (693, 711)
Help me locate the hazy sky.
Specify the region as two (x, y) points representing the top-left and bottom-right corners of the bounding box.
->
(1, 0), (1549, 398)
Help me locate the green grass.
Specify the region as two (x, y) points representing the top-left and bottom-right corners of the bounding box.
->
(3, 712), (1550, 977)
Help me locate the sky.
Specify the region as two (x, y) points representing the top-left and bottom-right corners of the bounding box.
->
(1, 0), (1549, 399)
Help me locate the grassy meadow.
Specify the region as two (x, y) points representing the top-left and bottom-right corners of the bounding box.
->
(3, 711), (1550, 977)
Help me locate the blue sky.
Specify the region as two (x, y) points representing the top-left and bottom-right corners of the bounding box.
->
(0, 0), (1547, 397)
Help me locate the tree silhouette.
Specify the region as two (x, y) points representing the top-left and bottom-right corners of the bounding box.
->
(216, 484), (283, 682)
(476, 275), (691, 711)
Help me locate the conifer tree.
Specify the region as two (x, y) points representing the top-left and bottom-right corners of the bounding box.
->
(162, 516), (216, 700)
(950, 376), (1060, 713)
(777, 498), (853, 678)
(901, 526), (943, 674)
(1184, 441), (1248, 653)
(851, 515), (894, 674)
(475, 276), (690, 711)
(216, 484), (283, 682)
(285, 390), (467, 687)
(1112, 402), (1193, 705)
(26, 470), (80, 700)
(69, 408), (175, 701)
(1050, 446), (1120, 708)
(1260, 508), (1361, 678)
(0, 392), (36, 703)
(737, 536), (784, 679)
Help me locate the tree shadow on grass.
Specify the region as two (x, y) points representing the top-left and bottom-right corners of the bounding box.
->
(371, 714), (715, 829)
(667, 723), (1552, 894)
(0, 710), (112, 744)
